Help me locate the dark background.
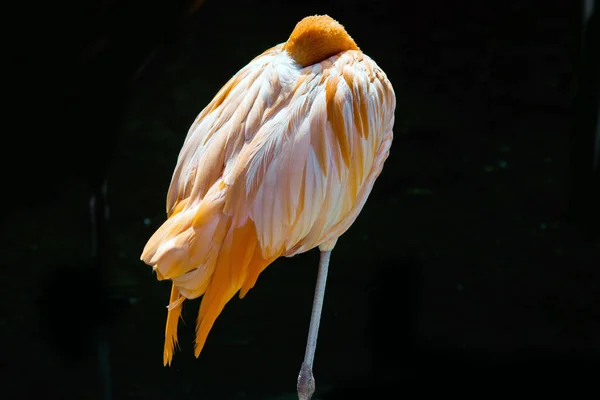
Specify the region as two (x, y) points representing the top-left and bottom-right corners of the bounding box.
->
(2, 0), (599, 399)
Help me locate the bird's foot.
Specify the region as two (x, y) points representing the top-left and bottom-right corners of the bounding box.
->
(297, 362), (315, 400)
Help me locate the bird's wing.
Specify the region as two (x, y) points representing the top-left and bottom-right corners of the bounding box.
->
(225, 50), (396, 266)
(165, 44), (283, 215)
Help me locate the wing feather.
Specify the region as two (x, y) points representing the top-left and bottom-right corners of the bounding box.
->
(230, 50), (395, 257)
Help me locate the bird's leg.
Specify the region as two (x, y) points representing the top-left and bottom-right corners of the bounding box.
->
(297, 249), (332, 400)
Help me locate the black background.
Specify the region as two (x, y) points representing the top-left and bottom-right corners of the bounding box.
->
(2, 0), (599, 399)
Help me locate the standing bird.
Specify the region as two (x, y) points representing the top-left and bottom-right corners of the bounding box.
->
(141, 14), (395, 399)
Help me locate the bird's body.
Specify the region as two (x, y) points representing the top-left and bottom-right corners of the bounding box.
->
(141, 15), (395, 374)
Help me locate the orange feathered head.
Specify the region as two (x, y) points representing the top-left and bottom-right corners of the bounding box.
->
(283, 15), (360, 67)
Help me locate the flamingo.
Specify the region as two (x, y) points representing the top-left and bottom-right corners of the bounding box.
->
(141, 14), (396, 399)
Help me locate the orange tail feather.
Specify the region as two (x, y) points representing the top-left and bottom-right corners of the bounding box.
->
(193, 218), (280, 357)
(142, 196), (281, 362)
(164, 284), (184, 366)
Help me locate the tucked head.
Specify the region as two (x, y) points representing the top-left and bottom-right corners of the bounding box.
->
(283, 15), (360, 68)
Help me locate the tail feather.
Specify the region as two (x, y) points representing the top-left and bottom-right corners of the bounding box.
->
(141, 197), (189, 263)
(142, 202), (228, 283)
(164, 284), (184, 366)
(193, 217), (279, 357)
(142, 195), (281, 363)
(239, 245), (279, 299)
